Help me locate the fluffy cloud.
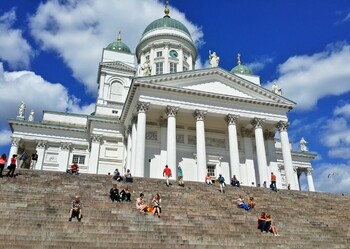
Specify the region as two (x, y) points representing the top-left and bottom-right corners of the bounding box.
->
(334, 103), (350, 117)
(0, 63), (95, 148)
(0, 9), (33, 69)
(266, 43), (350, 111)
(246, 57), (273, 73)
(29, 0), (203, 94)
(314, 163), (350, 194)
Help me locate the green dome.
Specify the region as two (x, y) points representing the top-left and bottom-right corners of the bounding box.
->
(106, 41), (131, 54)
(143, 16), (191, 37)
(230, 64), (253, 75)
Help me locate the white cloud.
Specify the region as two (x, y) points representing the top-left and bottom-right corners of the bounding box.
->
(334, 103), (350, 117)
(314, 163), (350, 194)
(29, 0), (204, 94)
(0, 9), (33, 69)
(0, 62), (94, 135)
(0, 129), (11, 147)
(266, 43), (350, 111)
(246, 57), (273, 73)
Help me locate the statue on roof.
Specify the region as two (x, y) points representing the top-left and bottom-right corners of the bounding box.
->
(209, 50), (220, 68)
(300, 137), (308, 152)
(272, 82), (282, 95)
(141, 59), (152, 76)
(28, 110), (35, 122)
(18, 101), (26, 118)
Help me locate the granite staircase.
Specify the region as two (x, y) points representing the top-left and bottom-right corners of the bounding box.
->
(0, 169), (349, 249)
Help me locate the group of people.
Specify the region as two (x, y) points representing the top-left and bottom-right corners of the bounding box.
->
(258, 212), (280, 236)
(113, 169), (133, 183)
(205, 174), (241, 194)
(236, 195), (255, 211)
(136, 193), (162, 218)
(109, 184), (131, 202)
(0, 151), (39, 178)
(163, 165), (184, 187)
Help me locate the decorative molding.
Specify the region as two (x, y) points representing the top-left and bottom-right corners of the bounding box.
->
(11, 137), (21, 147)
(206, 137), (225, 148)
(165, 105), (179, 117)
(276, 120), (289, 132)
(193, 109), (207, 121)
(36, 140), (47, 149)
(100, 61), (136, 73)
(60, 143), (71, 151)
(136, 102), (150, 113)
(91, 135), (102, 143)
(225, 114), (238, 125)
(176, 134), (184, 143)
(306, 168), (313, 175)
(251, 118), (264, 129)
(146, 131), (158, 141)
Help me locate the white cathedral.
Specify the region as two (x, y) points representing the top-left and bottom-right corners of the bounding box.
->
(8, 4), (316, 191)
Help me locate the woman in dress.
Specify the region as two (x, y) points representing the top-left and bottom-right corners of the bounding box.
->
(151, 193), (161, 218)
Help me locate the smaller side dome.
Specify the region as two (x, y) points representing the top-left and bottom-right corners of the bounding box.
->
(106, 32), (131, 54)
(230, 53), (253, 75)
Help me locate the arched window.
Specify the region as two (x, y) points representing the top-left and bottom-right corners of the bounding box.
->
(110, 81), (123, 102)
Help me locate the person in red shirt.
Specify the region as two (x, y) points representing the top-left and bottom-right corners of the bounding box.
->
(163, 165), (172, 187)
(67, 163), (79, 175)
(270, 172), (277, 192)
(0, 153), (7, 177)
(6, 154), (17, 177)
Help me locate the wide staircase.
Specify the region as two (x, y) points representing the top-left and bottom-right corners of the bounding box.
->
(0, 170), (349, 249)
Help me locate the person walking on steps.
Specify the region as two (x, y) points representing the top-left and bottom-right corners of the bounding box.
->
(270, 172), (277, 192)
(163, 165), (172, 187)
(218, 174), (226, 193)
(178, 166), (184, 187)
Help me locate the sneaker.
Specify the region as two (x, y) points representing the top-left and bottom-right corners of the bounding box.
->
(277, 234), (280, 236)
(68, 218), (72, 222)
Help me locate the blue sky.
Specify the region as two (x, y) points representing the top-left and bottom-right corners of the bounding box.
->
(1, 0), (350, 193)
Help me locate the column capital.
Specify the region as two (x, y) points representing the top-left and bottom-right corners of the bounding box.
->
(36, 140), (47, 149)
(165, 105), (178, 117)
(306, 168), (313, 175)
(193, 109), (207, 121)
(91, 134), (102, 143)
(251, 117), (264, 129)
(60, 143), (71, 151)
(11, 137), (21, 146)
(225, 114), (238, 125)
(136, 102), (150, 113)
(276, 120), (289, 132)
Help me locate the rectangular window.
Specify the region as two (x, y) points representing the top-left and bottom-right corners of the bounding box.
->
(145, 55), (150, 61)
(72, 155), (85, 165)
(170, 62), (177, 73)
(207, 165), (215, 177)
(156, 51), (162, 57)
(155, 62), (163, 75)
(183, 66), (188, 71)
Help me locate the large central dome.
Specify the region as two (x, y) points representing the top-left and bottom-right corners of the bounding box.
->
(143, 16), (191, 37)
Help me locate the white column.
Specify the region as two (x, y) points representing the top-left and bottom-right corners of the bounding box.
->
(59, 143), (71, 172)
(178, 45), (183, 72)
(194, 110), (207, 182)
(89, 135), (101, 174)
(276, 121), (297, 190)
(35, 141), (47, 170)
(126, 126), (132, 171)
(135, 102), (149, 177)
(265, 131), (277, 187)
(97, 72), (106, 104)
(166, 105), (178, 180)
(131, 117), (137, 176)
(225, 114), (240, 179)
(293, 166), (300, 190)
(242, 128), (255, 186)
(164, 43), (170, 74)
(150, 46), (155, 75)
(7, 137), (21, 166)
(160, 118), (167, 178)
(251, 118), (268, 186)
(306, 168), (315, 192)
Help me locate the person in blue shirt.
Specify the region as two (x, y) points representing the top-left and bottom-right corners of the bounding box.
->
(177, 166), (184, 187)
(218, 174), (225, 193)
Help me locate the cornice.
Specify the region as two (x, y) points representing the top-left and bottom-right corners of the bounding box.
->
(100, 61), (136, 73)
(276, 150), (317, 159)
(8, 119), (86, 133)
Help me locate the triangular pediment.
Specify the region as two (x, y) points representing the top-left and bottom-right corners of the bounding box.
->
(100, 61), (136, 73)
(135, 67), (294, 105)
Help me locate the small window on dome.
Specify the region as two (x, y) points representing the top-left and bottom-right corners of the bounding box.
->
(170, 62), (177, 73)
(156, 62), (163, 75)
(156, 51), (162, 57)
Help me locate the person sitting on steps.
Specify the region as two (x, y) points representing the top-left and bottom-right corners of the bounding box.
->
(151, 193), (162, 218)
(110, 184), (121, 202)
(136, 193), (148, 213)
(205, 173), (212, 185)
(67, 163), (79, 175)
(69, 195), (82, 222)
(248, 196), (256, 209)
(231, 175), (240, 187)
(266, 214), (280, 236)
(0, 153), (7, 177)
(113, 168), (122, 182)
(123, 169), (133, 183)
(120, 185), (131, 202)
(236, 195), (250, 211)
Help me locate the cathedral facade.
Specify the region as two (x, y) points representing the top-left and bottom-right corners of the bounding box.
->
(8, 5), (316, 191)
